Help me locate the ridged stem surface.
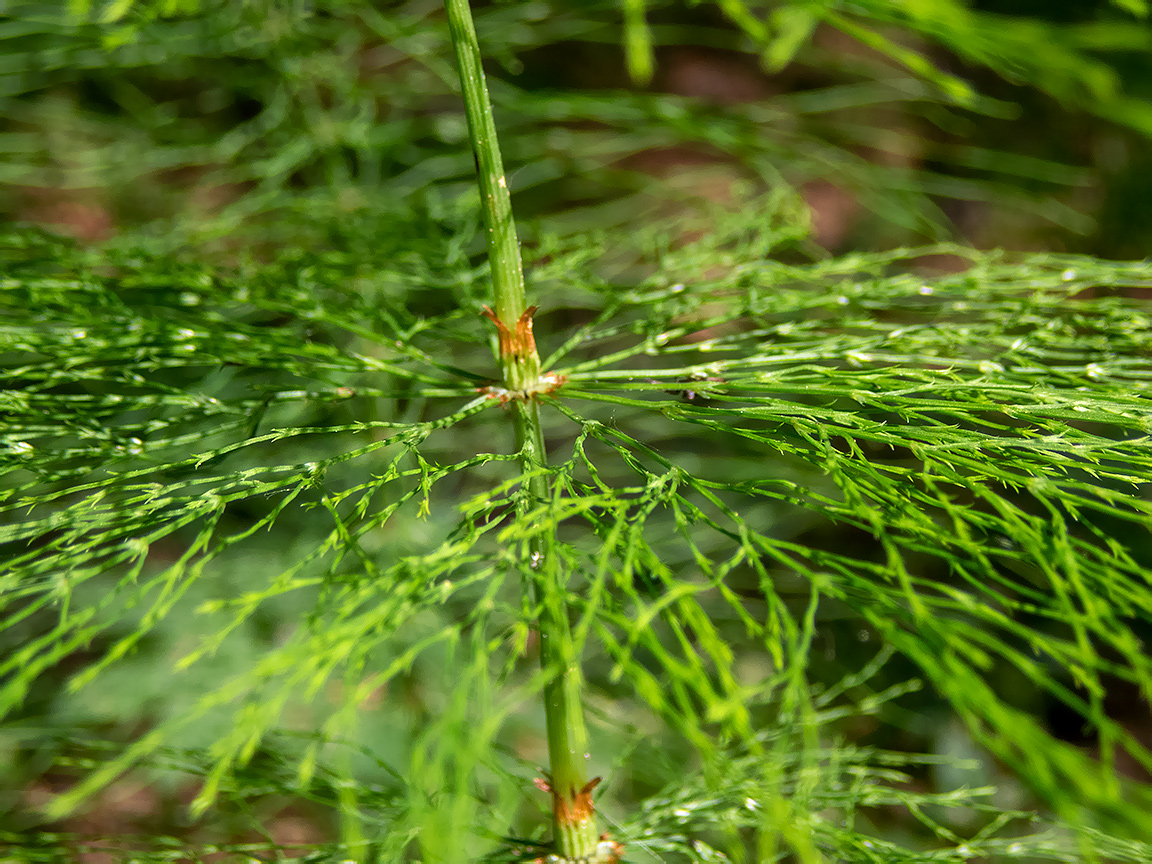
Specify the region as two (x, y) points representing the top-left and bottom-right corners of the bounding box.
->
(443, 1), (598, 857)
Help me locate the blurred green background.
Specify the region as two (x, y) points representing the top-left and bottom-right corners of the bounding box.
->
(5, 0), (1152, 255)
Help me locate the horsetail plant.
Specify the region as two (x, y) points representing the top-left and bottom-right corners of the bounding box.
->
(444, 1), (616, 860)
(7, 2), (1152, 862)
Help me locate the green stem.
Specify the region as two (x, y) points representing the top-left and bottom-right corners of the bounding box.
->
(443, 1), (602, 859)
(514, 400), (599, 859)
(443, 0), (538, 390)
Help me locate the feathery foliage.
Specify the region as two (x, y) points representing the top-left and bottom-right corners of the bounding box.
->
(5, 204), (1152, 859)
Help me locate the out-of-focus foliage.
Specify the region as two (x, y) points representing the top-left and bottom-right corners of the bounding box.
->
(2, 0), (1151, 249)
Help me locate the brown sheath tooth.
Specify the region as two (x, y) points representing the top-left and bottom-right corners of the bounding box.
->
(513, 305), (539, 357)
(483, 305), (538, 359)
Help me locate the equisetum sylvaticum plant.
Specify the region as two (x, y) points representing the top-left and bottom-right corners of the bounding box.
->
(7, 1), (1152, 862)
(444, 1), (616, 860)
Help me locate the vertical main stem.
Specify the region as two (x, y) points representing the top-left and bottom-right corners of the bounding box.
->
(514, 400), (598, 859)
(443, 0), (539, 389)
(442, 1), (604, 859)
